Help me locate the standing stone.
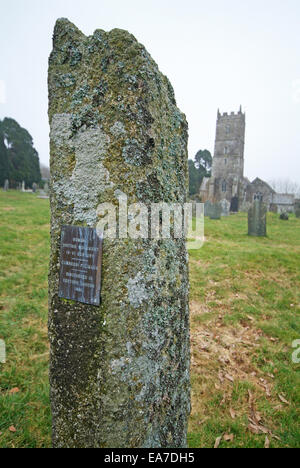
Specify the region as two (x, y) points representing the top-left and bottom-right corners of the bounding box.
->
(209, 202), (222, 220)
(248, 200), (267, 236)
(220, 199), (230, 217)
(3, 179), (9, 191)
(48, 19), (190, 449)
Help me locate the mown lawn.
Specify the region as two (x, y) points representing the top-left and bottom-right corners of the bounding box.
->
(0, 191), (299, 448)
(188, 211), (300, 448)
(0, 191), (51, 448)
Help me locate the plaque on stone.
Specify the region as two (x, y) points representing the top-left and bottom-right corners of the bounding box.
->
(58, 225), (103, 306)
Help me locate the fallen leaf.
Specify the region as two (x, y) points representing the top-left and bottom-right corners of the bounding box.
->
(9, 388), (20, 394)
(248, 390), (254, 407)
(248, 423), (260, 435)
(278, 394), (290, 405)
(220, 394), (226, 406)
(223, 433), (234, 442)
(225, 374), (234, 383)
(214, 435), (223, 449)
(265, 436), (270, 448)
(197, 417), (209, 426)
(248, 418), (270, 435)
(229, 408), (236, 420)
(9, 426), (16, 433)
(255, 412), (262, 423)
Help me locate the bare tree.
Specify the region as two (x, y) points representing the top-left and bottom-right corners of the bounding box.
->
(268, 179), (300, 197)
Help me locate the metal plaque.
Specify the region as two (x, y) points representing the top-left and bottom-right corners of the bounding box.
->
(58, 225), (103, 306)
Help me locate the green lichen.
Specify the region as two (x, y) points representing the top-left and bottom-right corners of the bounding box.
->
(48, 18), (190, 449)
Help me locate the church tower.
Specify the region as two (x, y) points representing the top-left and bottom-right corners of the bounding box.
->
(211, 107), (246, 208)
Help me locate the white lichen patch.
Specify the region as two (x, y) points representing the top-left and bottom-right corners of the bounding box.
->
(127, 272), (148, 308)
(51, 114), (114, 226)
(50, 114), (73, 147)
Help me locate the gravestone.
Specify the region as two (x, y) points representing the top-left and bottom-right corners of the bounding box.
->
(48, 19), (190, 449)
(204, 200), (213, 217)
(44, 182), (49, 194)
(280, 212), (289, 221)
(21, 181), (25, 192)
(220, 199), (230, 217)
(209, 202), (222, 220)
(3, 179), (9, 191)
(248, 200), (267, 236)
(32, 183), (37, 193)
(295, 202), (300, 219)
(0, 339), (5, 364)
(240, 200), (251, 213)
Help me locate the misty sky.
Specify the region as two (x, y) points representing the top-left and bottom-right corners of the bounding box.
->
(0, 0), (299, 184)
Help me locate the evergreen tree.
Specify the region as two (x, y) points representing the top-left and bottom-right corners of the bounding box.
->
(0, 123), (9, 187)
(188, 149), (212, 197)
(0, 118), (41, 188)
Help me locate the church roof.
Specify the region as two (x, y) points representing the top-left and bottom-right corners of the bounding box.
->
(251, 177), (275, 193)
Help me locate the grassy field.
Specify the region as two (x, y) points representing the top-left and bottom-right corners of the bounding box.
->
(0, 191), (299, 448)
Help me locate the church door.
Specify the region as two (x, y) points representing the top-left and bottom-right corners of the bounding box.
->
(230, 196), (239, 212)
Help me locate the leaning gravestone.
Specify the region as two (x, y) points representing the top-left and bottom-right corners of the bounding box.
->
(220, 199), (230, 217)
(48, 19), (190, 448)
(209, 202), (222, 220)
(3, 179), (9, 191)
(248, 200), (267, 236)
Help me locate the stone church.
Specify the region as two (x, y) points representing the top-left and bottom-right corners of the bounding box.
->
(200, 108), (295, 213)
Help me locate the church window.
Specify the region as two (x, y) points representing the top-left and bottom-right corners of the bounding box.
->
(254, 192), (263, 201)
(226, 125), (231, 134)
(224, 158), (227, 165)
(222, 181), (227, 192)
(224, 146), (228, 155)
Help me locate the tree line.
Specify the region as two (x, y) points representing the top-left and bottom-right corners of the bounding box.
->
(0, 118), (41, 188)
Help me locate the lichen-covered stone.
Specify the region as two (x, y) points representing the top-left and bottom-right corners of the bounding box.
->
(248, 200), (267, 236)
(48, 18), (190, 448)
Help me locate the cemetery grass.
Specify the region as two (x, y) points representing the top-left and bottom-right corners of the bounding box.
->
(0, 191), (51, 448)
(189, 212), (300, 448)
(0, 192), (299, 448)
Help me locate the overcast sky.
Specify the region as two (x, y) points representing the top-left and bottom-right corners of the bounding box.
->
(0, 0), (299, 183)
